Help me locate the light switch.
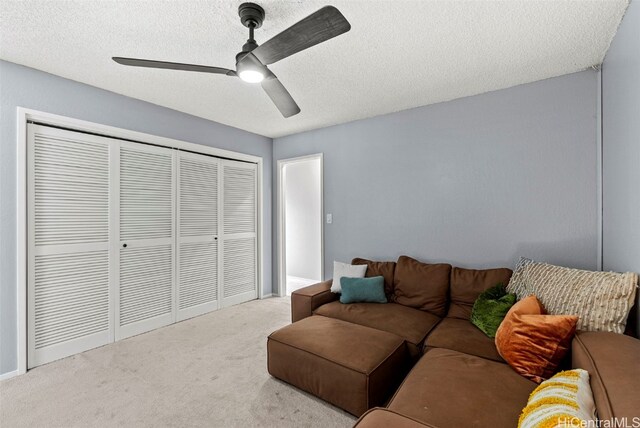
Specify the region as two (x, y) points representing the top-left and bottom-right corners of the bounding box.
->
(326, 213), (332, 224)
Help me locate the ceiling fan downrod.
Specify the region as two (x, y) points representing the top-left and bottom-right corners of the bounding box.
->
(239, 2), (264, 53)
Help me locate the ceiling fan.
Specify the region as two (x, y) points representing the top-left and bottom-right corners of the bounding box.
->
(113, 3), (351, 118)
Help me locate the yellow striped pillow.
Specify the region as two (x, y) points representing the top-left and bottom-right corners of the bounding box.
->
(518, 369), (596, 428)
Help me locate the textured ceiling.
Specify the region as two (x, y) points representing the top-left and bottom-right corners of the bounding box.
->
(0, 0), (629, 138)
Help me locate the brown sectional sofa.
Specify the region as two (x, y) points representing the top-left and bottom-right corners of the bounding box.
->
(275, 256), (640, 427)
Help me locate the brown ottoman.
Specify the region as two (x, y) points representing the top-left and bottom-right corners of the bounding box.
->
(267, 315), (408, 416)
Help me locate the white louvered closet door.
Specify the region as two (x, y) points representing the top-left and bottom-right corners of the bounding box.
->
(220, 160), (258, 308)
(176, 152), (220, 321)
(27, 124), (113, 368)
(116, 142), (176, 340)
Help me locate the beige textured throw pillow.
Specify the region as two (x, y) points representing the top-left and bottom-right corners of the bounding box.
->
(507, 258), (638, 334)
(331, 261), (367, 293)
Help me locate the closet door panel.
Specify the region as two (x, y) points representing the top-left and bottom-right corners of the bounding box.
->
(119, 148), (173, 241)
(220, 161), (258, 307)
(116, 142), (175, 339)
(178, 241), (218, 318)
(222, 237), (256, 301)
(223, 164), (256, 235)
(176, 153), (219, 321)
(119, 245), (173, 325)
(28, 124), (112, 368)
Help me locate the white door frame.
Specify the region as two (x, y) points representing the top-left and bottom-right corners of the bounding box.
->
(16, 107), (265, 377)
(276, 153), (324, 297)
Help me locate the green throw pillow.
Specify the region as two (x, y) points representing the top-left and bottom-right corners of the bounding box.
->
(471, 283), (516, 338)
(340, 276), (387, 304)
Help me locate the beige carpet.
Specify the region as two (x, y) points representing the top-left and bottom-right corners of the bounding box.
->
(0, 298), (355, 427)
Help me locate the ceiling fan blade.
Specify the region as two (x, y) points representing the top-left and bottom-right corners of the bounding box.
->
(261, 71), (300, 118)
(252, 6), (351, 65)
(113, 57), (236, 76)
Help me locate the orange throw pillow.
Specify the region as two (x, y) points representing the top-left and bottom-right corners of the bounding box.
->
(495, 295), (578, 383)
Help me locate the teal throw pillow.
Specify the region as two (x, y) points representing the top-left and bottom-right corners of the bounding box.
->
(340, 276), (387, 304)
(470, 283), (516, 338)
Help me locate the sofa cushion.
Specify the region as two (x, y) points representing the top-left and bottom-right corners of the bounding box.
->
(354, 408), (435, 428)
(388, 348), (536, 428)
(352, 258), (396, 298)
(572, 331), (640, 421)
(424, 317), (503, 362)
(314, 301), (440, 358)
(393, 256), (451, 317)
(448, 266), (513, 320)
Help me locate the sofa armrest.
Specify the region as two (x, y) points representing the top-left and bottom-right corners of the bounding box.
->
(291, 279), (338, 322)
(572, 331), (640, 421)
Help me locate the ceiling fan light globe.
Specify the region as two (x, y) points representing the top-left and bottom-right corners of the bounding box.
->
(239, 69), (264, 83)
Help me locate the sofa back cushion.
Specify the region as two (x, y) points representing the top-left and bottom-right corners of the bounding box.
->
(448, 266), (513, 320)
(392, 256), (451, 317)
(352, 258), (396, 299)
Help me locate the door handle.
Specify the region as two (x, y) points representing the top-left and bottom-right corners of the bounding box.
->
(122, 243), (127, 248)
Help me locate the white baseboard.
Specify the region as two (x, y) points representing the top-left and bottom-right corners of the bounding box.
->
(0, 370), (19, 381)
(261, 293), (274, 299)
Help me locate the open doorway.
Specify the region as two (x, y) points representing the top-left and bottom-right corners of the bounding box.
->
(277, 154), (323, 296)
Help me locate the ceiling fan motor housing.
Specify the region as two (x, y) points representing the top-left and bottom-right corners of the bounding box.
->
(239, 3), (265, 29)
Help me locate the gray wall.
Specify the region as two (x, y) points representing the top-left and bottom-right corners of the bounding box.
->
(284, 159), (322, 281)
(1, 56), (608, 376)
(0, 60), (272, 375)
(274, 71), (599, 286)
(602, 0), (640, 333)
